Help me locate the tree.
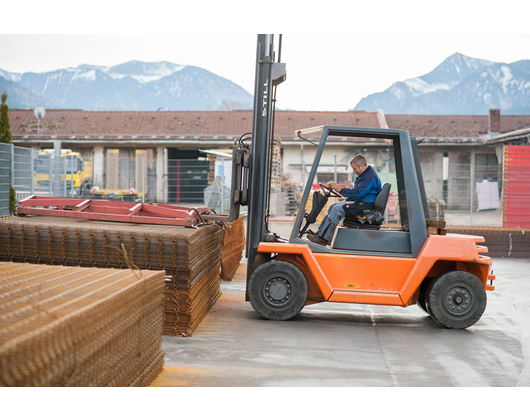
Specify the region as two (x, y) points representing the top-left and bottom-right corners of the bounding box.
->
(0, 92), (12, 144)
(0, 91), (16, 214)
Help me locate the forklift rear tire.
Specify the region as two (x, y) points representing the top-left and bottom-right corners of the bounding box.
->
(248, 260), (309, 321)
(426, 270), (487, 329)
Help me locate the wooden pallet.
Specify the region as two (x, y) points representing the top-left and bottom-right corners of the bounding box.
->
(426, 219), (447, 235)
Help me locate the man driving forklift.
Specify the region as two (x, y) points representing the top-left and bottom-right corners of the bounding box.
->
(307, 154), (382, 246)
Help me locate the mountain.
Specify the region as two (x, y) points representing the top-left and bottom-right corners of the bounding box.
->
(0, 70), (54, 109)
(354, 53), (530, 115)
(0, 61), (253, 111)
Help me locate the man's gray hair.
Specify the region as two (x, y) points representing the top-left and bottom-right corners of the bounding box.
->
(349, 154), (367, 167)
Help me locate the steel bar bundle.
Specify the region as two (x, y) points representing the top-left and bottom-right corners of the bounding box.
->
(0, 262), (165, 387)
(220, 215), (246, 281)
(0, 216), (225, 337)
(447, 226), (530, 258)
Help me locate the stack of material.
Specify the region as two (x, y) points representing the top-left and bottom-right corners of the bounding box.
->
(163, 223), (224, 336)
(220, 215), (246, 281)
(0, 216), (224, 336)
(447, 226), (530, 258)
(0, 262), (165, 386)
(503, 145), (530, 228)
(426, 219), (447, 235)
(168, 260), (222, 335)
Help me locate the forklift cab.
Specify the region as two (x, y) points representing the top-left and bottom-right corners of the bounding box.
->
(291, 126), (430, 258)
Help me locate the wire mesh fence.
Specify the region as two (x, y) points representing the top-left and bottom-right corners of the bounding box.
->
(4, 145), (508, 227)
(0, 143), (11, 217)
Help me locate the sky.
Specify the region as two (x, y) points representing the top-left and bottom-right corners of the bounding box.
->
(1, 1), (530, 112)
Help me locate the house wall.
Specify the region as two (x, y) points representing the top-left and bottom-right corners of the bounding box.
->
(280, 142), (498, 211)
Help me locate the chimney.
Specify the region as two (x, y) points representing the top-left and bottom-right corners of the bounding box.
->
(489, 109), (500, 134)
(376, 109), (388, 129)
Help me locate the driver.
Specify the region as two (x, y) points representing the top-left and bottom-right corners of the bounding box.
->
(308, 154), (382, 246)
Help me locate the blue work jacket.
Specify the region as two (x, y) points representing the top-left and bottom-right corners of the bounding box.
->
(340, 165), (381, 204)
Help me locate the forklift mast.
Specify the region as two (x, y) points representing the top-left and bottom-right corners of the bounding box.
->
(202, 35), (285, 281)
(246, 34), (286, 280)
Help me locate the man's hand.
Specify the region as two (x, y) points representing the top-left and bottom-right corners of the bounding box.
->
(327, 182), (341, 192)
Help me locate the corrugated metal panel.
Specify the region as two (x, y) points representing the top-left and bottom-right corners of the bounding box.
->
(503, 145), (530, 228)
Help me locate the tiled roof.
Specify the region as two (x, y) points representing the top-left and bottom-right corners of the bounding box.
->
(9, 109), (379, 141)
(386, 114), (489, 138)
(9, 109), (530, 144)
(386, 114), (530, 139)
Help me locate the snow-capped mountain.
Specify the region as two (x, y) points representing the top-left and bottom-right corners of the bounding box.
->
(354, 53), (530, 114)
(0, 61), (253, 111)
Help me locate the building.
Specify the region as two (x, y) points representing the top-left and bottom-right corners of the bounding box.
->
(9, 108), (530, 209)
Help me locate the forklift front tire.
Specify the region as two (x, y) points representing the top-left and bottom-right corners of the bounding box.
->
(248, 260), (309, 321)
(426, 270), (487, 329)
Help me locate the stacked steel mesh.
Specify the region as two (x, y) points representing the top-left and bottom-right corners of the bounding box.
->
(162, 223), (224, 336)
(0, 262), (165, 386)
(447, 226), (530, 258)
(220, 215), (246, 281)
(0, 216), (225, 336)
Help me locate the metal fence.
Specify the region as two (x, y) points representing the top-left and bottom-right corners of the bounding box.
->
(421, 162), (501, 226)
(9, 148), (505, 226)
(0, 143), (11, 217)
(294, 161), (502, 226)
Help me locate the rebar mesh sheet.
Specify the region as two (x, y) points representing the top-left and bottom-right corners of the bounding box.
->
(0, 216), (223, 285)
(164, 262), (222, 336)
(0, 216), (225, 337)
(447, 226), (530, 258)
(220, 215), (246, 281)
(0, 262), (165, 387)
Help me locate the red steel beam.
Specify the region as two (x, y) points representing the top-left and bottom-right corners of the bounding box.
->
(16, 196), (214, 227)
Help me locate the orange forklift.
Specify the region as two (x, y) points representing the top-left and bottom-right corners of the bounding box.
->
(205, 34), (495, 329)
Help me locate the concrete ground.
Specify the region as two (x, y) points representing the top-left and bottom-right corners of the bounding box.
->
(152, 257), (530, 387)
(445, 208), (502, 227)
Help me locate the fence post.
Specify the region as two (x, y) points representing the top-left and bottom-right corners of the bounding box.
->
(10, 144), (14, 187)
(470, 163), (473, 225)
(142, 158), (146, 203)
(30, 149), (35, 195)
(334, 155), (337, 183)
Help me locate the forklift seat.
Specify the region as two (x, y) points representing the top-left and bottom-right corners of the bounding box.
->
(343, 182), (391, 229)
(298, 191), (329, 237)
(306, 191), (328, 224)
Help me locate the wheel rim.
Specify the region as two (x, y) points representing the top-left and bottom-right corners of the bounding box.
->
(445, 286), (472, 315)
(264, 277), (292, 306)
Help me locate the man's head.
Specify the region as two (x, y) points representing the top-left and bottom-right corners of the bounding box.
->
(349, 154), (368, 176)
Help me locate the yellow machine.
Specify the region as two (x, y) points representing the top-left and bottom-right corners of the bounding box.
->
(34, 149), (145, 201)
(90, 187), (144, 201)
(34, 149), (93, 193)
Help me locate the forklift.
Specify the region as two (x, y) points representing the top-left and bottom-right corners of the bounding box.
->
(204, 34), (495, 329)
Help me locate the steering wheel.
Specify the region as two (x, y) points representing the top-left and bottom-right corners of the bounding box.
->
(319, 182), (341, 198)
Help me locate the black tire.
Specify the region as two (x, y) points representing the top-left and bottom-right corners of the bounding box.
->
(426, 270), (487, 329)
(417, 294), (429, 314)
(417, 279), (432, 314)
(248, 260), (309, 321)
